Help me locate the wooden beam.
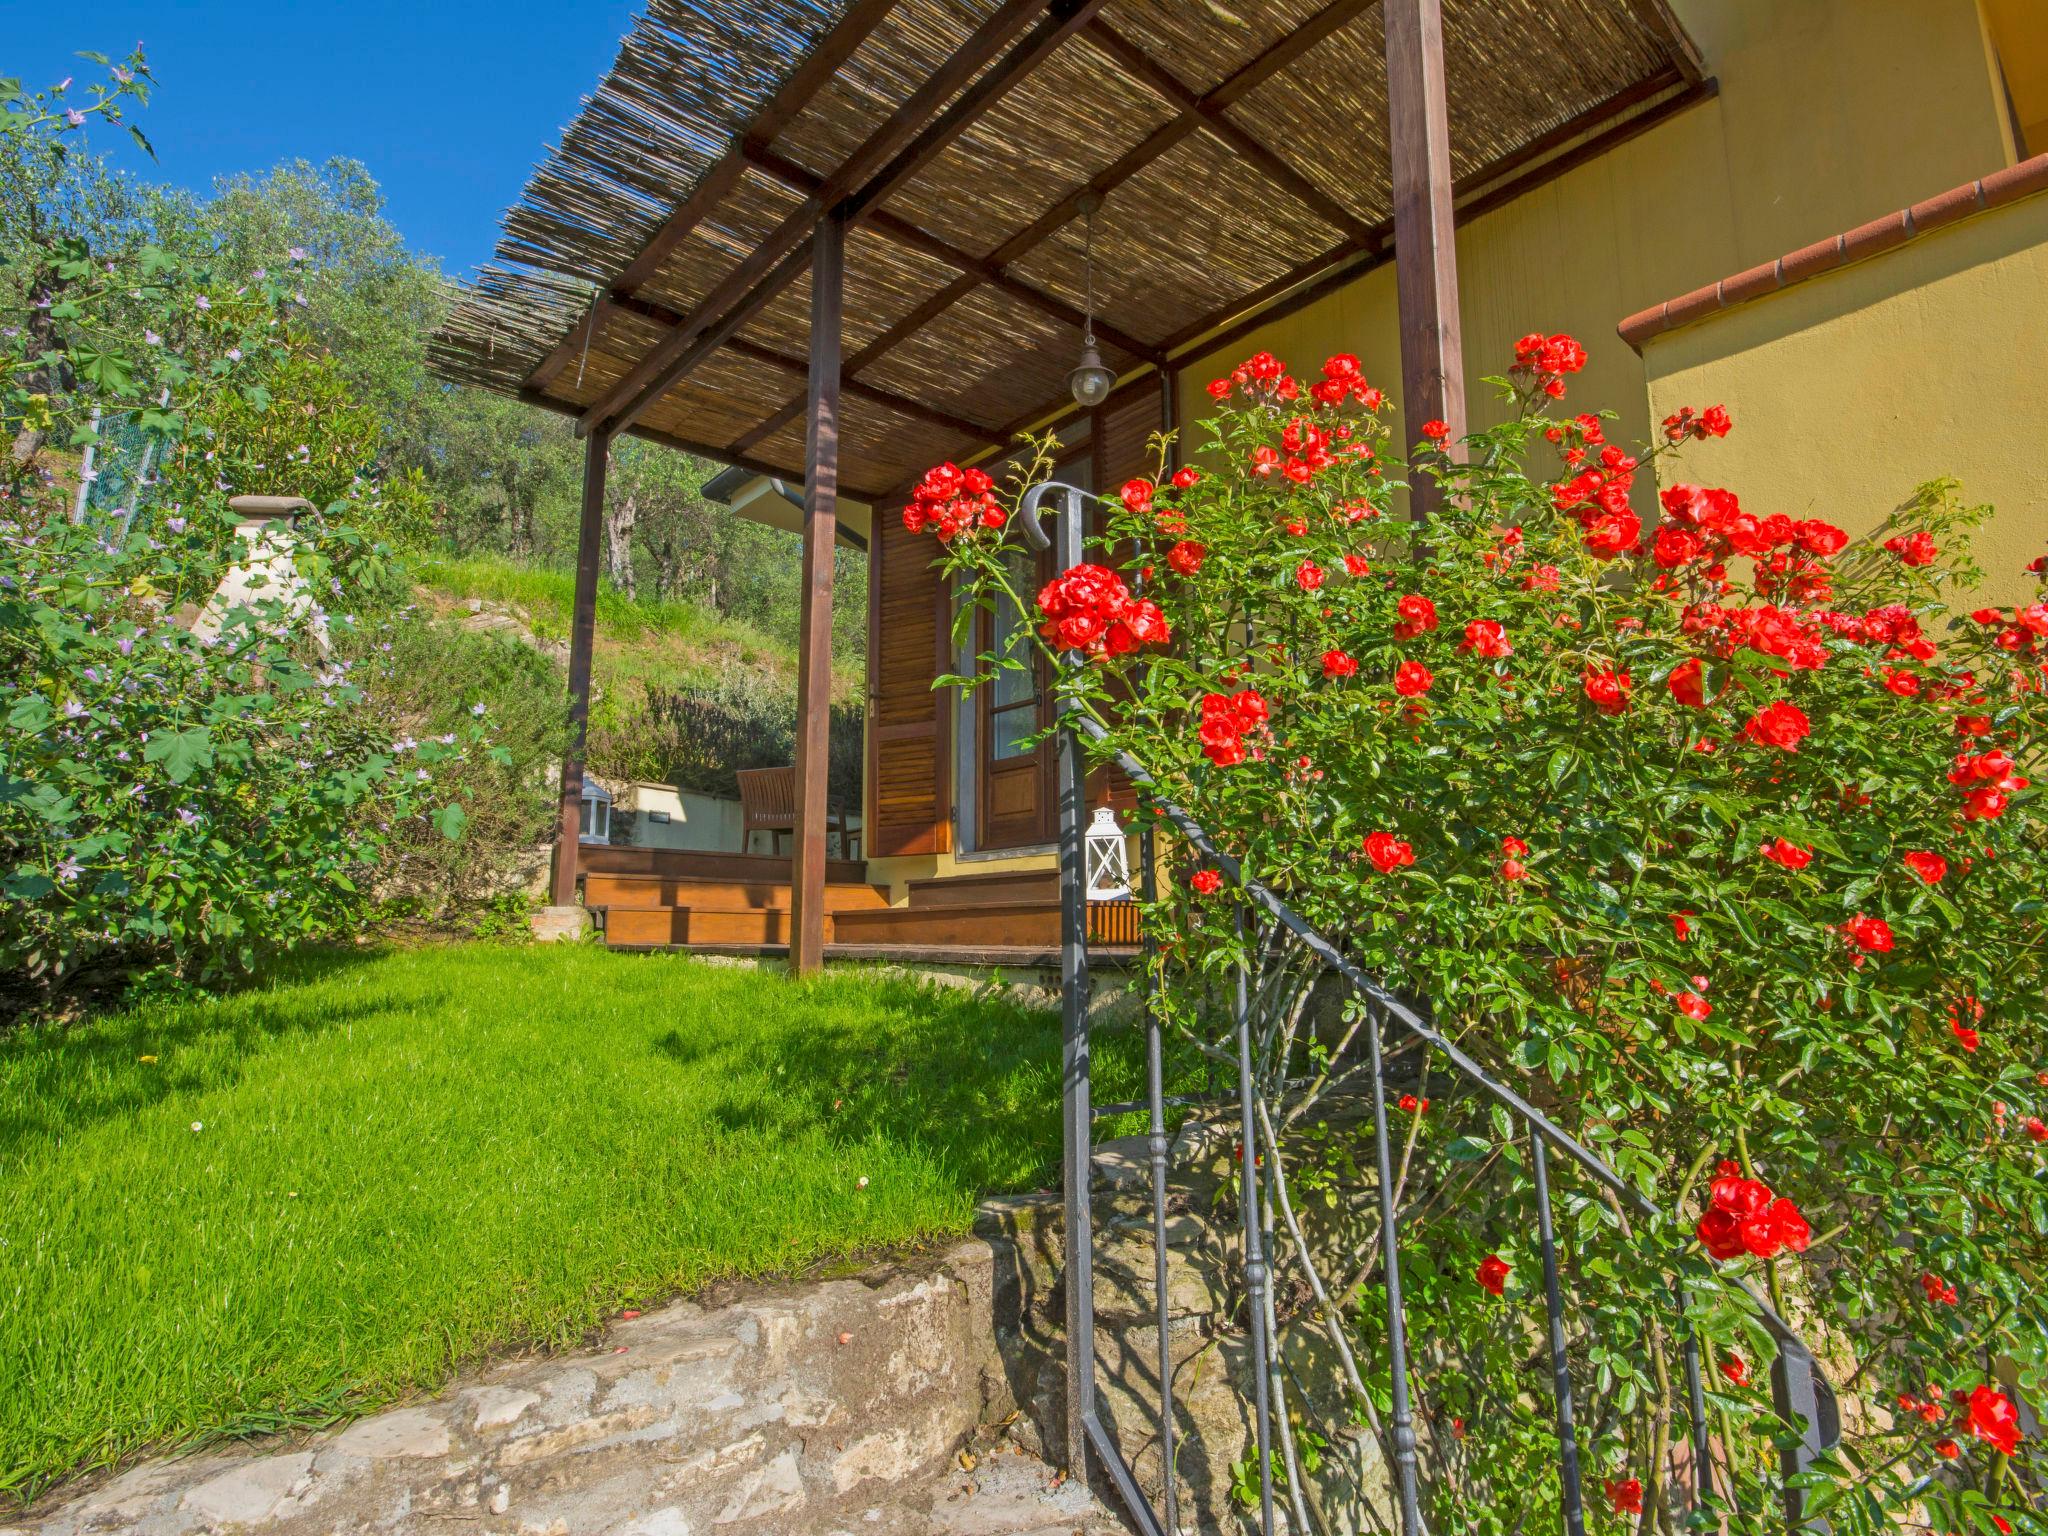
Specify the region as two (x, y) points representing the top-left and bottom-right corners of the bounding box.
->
(512, 386), (893, 505)
(979, 76), (1713, 460)
(521, 0), (900, 394)
(552, 429), (610, 908)
(1383, 0), (1465, 513)
(790, 216), (844, 977)
(726, 0), (1380, 446)
(583, 0), (1052, 436)
(1618, 0), (1706, 85)
(1080, 20), (1377, 247)
(726, 337), (1009, 445)
(740, 144), (1163, 365)
(593, 290), (1008, 444)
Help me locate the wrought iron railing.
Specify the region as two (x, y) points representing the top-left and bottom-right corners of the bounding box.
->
(1018, 481), (1841, 1536)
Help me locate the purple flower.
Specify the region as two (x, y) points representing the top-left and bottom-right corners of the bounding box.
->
(165, 516), (186, 534)
(177, 808), (199, 826)
(288, 247), (308, 263)
(56, 857), (82, 883)
(118, 635), (134, 655)
(194, 295), (211, 311)
(143, 329), (161, 346)
(63, 699), (87, 719)
(64, 108), (85, 127)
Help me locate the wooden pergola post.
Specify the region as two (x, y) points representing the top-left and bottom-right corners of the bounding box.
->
(1383, 0), (1466, 519)
(790, 214), (844, 976)
(552, 428), (611, 908)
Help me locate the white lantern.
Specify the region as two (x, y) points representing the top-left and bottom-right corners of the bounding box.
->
(1084, 806), (1132, 900)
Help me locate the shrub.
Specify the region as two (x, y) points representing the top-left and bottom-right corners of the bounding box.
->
(0, 57), (483, 1002)
(933, 342), (2047, 1530)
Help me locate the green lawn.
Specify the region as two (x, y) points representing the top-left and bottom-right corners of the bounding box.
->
(0, 945), (1154, 1497)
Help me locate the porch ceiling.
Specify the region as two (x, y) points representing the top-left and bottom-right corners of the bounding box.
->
(429, 0), (1706, 503)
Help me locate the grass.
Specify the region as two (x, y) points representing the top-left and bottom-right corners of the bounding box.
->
(0, 944), (1165, 1498)
(413, 553), (862, 700)
(416, 553), (780, 655)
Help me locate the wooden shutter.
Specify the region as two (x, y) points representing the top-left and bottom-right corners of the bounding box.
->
(1096, 390), (1161, 496)
(866, 504), (951, 857)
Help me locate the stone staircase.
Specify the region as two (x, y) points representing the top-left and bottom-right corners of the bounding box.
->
(18, 1236), (1123, 1536)
(19, 1137), (1333, 1536)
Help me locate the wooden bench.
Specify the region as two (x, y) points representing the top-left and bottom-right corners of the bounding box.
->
(735, 766), (860, 861)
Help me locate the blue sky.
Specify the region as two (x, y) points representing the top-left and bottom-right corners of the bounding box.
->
(11, 0), (638, 278)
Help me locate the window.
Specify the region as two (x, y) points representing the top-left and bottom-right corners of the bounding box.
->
(648, 810), (671, 824)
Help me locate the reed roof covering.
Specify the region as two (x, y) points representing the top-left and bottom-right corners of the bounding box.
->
(430, 0), (1705, 502)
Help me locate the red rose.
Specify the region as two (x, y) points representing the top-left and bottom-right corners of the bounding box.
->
(1460, 619), (1512, 658)
(1674, 990), (1712, 1020)
(1921, 1271), (1959, 1305)
(1394, 659), (1434, 697)
(1759, 837), (1813, 870)
(1362, 831), (1414, 874)
(1667, 658), (1716, 708)
(1795, 518), (1848, 556)
(1500, 858), (1527, 881)
(1198, 689), (1268, 767)
(1190, 868), (1223, 895)
(1652, 524), (1703, 569)
(1205, 378), (1232, 399)
(1421, 418), (1450, 442)
(1582, 666), (1631, 715)
(1841, 913), (1893, 953)
(2026, 1116), (2048, 1143)
(1935, 1438), (1960, 1460)
(1170, 465), (1201, 490)
(1475, 1253), (1510, 1296)
(1522, 564), (1561, 592)
(1583, 508), (1642, 559)
(1884, 531), (1938, 566)
(1671, 911), (1694, 941)
(1696, 1158), (1810, 1261)
(1397, 1092), (1429, 1113)
(1394, 593), (1438, 638)
(1296, 558), (1325, 592)
(1967, 1384), (2023, 1456)
(1119, 478), (1155, 516)
(1741, 700), (1811, 751)
(1902, 851), (1947, 884)
(1322, 648), (1358, 679)
(1719, 1353), (1749, 1387)
(1604, 1478), (1643, 1516)
(1166, 540), (1207, 576)
(1343, 552), (1372, 577)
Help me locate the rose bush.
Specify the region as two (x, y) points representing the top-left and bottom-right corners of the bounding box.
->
(926, 341), (2046, 1531)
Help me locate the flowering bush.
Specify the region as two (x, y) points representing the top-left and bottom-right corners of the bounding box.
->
(930, 340), (2046, 1531)
(0, 55), (485, 1002)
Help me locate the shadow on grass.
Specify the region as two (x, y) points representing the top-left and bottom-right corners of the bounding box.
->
(0, 946), (434, 1151)
(660, 969), (1173, 1198)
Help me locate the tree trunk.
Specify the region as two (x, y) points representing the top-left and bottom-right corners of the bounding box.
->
(604, 491), (637, 599)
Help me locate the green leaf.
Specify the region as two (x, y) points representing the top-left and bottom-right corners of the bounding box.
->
(142, 726), (214, 784)
(434, 803), (469, 840)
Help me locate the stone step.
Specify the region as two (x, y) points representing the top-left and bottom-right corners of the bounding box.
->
(23, 1239), (1098, 1536)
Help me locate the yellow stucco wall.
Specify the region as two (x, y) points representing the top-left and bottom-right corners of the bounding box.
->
(1640, 191), (2048, 609)
(1176, 0), (2017, 484)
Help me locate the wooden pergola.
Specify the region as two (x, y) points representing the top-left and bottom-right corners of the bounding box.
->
(432, 0), (1707, 974)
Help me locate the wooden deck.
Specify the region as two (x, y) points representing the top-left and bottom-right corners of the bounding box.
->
(580, 848), (1138, 965)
